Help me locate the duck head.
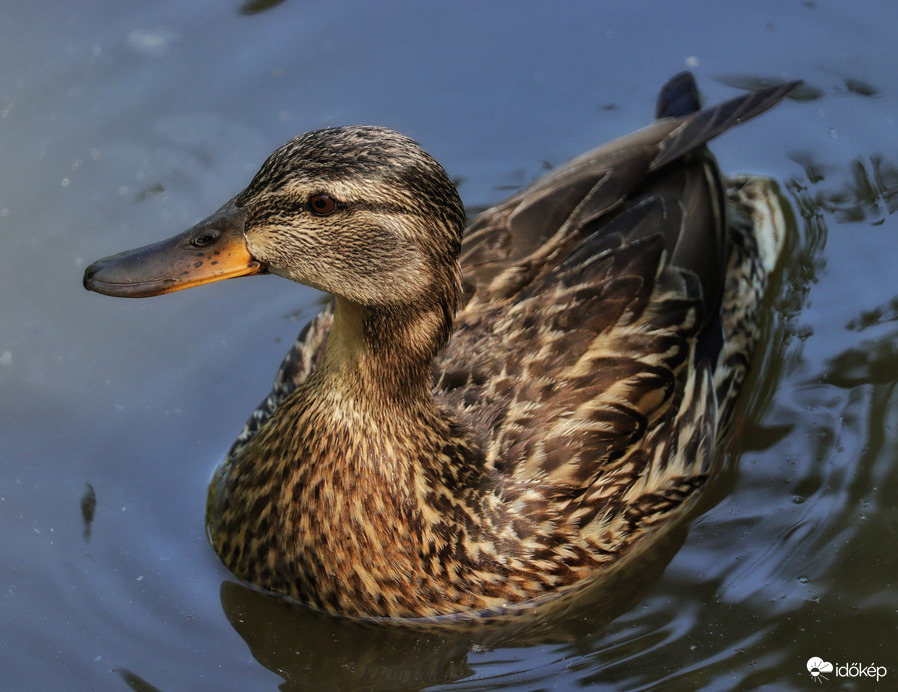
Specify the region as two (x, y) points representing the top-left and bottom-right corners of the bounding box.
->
(83, 126), (466, 321)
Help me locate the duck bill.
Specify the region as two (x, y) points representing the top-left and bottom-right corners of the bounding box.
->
(83, 199), (265, 298)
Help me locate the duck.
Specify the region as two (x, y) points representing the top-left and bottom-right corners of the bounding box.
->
(84, 72), (800, 620)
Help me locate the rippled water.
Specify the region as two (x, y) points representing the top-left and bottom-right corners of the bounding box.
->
(3, 2), (897, 690)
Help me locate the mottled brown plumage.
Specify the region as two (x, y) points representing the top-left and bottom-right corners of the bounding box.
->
(84, 73), (799, 620)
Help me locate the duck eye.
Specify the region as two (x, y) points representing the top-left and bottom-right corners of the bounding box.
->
(308, 194), (337, 216)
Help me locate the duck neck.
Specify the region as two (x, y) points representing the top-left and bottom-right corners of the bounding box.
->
(319, 295), (451, 407)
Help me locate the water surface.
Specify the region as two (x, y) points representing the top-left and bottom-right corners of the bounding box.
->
(2, 1), (897, 689)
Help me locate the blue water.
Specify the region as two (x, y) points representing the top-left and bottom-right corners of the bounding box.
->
(2, 1), (897, 689)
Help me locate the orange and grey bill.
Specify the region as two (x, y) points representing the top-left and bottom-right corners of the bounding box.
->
(83, 199), (265, 298)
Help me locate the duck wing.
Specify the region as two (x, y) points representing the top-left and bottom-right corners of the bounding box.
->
(434, 76), (799, 493)
(457, 77), (799, 306)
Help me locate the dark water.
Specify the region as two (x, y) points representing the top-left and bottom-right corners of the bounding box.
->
(2, 1), (897, 689)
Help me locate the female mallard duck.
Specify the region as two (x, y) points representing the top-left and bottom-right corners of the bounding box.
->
(84, 73), (799, 620)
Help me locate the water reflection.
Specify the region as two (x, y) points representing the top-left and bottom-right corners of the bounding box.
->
(218, 524), (688, 690)
(80, 483), (97, 542)
(717, 71), (883, 102)
(716, 73), (826, 102)
(118, 668), (164, 692)
(790, 152), (898, 224)
(221, 582), (475, 690)
(824, 333), (898, 388)
(239, 0), (289, 15)
(847, 296), (898, 332)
